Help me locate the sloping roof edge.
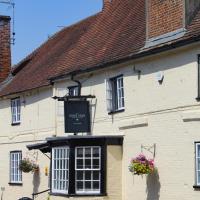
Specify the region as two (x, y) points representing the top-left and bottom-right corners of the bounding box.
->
(11, 12), (101, 76)
(49, 33), (200, 82)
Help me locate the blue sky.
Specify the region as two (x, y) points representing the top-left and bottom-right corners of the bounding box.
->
(0, 0), (102, 65)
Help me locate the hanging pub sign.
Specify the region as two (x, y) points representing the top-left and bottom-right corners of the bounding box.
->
(64, 100), (91, 133)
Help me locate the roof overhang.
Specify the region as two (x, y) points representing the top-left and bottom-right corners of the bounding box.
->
(26, 135), (123, 153)
(27, 142), (50, 153)
(49, 34), (200, 83)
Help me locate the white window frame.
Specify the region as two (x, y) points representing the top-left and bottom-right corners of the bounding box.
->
(11, 98), (21, 124)
(10, 151), (22, 183)
(75, 146), (101, 194)
(105, 75), (125, 112)
(116, 76), (125, 110)
(52, 146), (69, 194)
(196, 143), (200, 185)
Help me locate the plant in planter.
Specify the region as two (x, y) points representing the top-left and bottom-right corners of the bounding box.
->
(129, 154), (155, 175)
(19, 158), (39, 173)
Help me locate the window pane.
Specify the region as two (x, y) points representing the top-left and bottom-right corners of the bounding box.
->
(93, 148), (100, 157)
(93, 171), (100, 180)
(85, 171), (92, 180)
(77, 148), (83, 157)
(198, 171), (200, 184)
(93, 159), (100, 169)
(198, 158), (200, 170)
(77, 159), (84, 169)
(93, 181), (100, 190)
(85, 159), (91, 169)
(76, 171), (84, 180)
(85, 148), (91, 157)
(77, 181), (83, 190)
(85, 181), (91, 190)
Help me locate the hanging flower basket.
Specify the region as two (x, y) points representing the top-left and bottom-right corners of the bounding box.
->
(19, 158), (39, 173)
(129, 154), (155, 175)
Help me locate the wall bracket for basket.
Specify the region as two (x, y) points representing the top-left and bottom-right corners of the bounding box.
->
(141, 143), (156, 158)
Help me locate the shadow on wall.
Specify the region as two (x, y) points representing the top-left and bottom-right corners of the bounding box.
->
(146, 169), (161, 200)
(32, 171), (41, 194)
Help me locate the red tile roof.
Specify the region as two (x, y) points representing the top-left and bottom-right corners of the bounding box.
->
(1, 0), (200, 97)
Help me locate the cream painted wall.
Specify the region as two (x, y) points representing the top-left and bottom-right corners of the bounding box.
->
(55, 44), (200, 137)
(0, 142), (49, 200)
(0, 43), (200, 199)
(0, 87), (56, 143)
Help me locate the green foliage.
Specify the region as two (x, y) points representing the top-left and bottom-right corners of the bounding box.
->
(19, 158), (39, 173)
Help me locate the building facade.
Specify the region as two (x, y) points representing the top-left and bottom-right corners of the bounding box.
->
(1, 0), (200, 200)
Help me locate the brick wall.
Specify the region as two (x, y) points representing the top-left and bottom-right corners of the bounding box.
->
(185, 0), (200, 25)
(147, 0), (184, 39)
(0, 16), (11, 83)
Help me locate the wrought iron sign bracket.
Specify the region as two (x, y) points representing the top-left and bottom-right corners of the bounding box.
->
(52, 95), (96, 101)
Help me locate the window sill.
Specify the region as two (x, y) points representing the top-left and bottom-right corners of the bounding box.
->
(108, 109), (125, 115)
(8, 182), (23, 186)
(193, 185), (200, 189)
(196, 97), (200, 102)
(11, 122), (21, 126)
(50, 192), (107, 197)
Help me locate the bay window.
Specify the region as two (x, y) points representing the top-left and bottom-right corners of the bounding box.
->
(51, 145), (104, 196)
(27, 135), (123, 197)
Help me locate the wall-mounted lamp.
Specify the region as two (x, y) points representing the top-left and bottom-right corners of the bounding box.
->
(45, 166), (48, 176)
(133, 66), (141, 79)
(156, 71), (164, 84)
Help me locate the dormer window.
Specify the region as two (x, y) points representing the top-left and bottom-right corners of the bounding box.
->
(11, 97), (21, 125)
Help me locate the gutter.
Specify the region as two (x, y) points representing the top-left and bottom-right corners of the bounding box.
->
(1, 32), (200, 98)
(49, 34), (200, 82)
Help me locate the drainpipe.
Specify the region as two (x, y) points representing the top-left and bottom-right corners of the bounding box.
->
(71, 74), (81, 96)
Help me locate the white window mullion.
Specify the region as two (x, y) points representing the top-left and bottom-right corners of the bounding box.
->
(10, 152), (22, 183)
(105, 79), (113, 112)
(52, 147), (69, 194)
(116, 77), (124, 110)
(17, 99), (21, 122)
(11, 98), (21, 124)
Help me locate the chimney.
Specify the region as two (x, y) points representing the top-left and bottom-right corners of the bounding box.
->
(0, 15), (11, 83)
(103, 0), (112, 11)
